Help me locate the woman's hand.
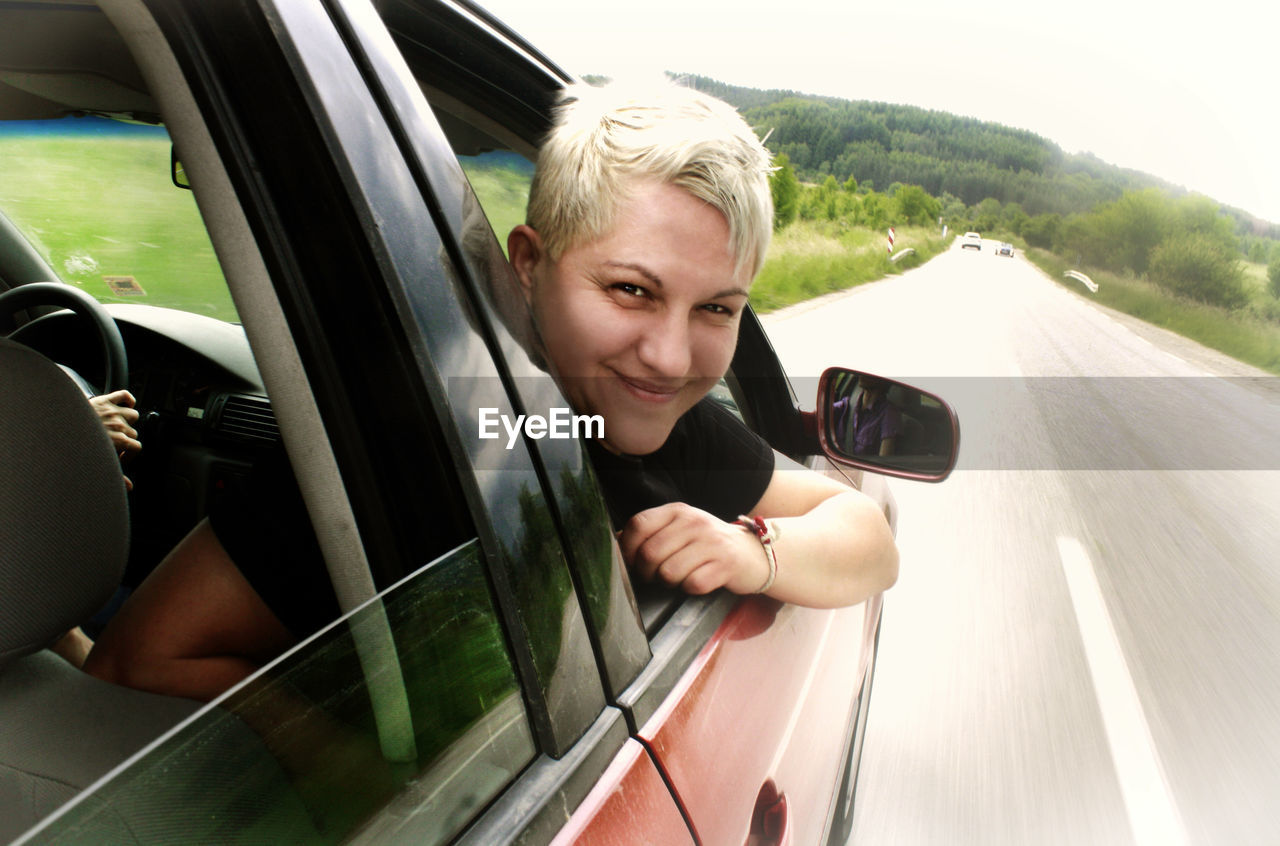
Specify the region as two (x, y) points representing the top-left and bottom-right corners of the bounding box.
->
(619, 502), (772, 596)
(89, 389), (140, 489)
(621, 452), (899, 609)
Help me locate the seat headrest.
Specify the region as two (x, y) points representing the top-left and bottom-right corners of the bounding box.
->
(0, 337), (128, 669)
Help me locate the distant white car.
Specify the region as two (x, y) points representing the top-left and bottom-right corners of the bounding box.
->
(961, 231), (982, 250)
(996, 242), (1014, 257)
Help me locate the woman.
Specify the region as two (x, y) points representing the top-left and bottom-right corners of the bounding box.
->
(85, 81), (897, 701)
(505, 81), (897, 607)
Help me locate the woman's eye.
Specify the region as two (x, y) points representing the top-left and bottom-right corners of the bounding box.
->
(610, 282), (649, 299)
(700, 303), (736, 317)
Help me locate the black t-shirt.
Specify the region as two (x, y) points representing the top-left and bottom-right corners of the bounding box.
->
(585, 396), (776, 529)
(212, 396), (775, 638)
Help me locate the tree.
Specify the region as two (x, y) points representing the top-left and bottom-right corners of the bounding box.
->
(1022, 213), (1060, 249)
(1055, 213), (1106, 266)
(973, 198), (1002, 233)
(770, 153), (800, 230)
(1173, 195), (1238, 252)
(1268, 253), (1280, 299)
(859, 192), (891, 230)
(939, 192), (968, 228)
(1149, 233), (1247, 309)
(1092, 189), (1171, 274)
(1001, 202), (1029, 236)
(894, 185), (941, 226)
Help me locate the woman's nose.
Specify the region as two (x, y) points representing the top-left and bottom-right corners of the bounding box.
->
(635, 313), (692, 378)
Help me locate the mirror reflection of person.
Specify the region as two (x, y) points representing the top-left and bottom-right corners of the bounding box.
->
(86, 80), (898, 704)
(832, 375), (901, 457)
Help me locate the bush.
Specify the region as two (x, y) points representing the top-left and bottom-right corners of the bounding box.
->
(1148, 233), (1247, 309)
(1022, 213), (1060, 249)
(1248, 297), (1280, 323)
(1268, 253), (1280, 299)
(1054, 213), (1107, 265)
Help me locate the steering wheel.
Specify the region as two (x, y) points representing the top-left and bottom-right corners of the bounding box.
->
(0, 282), (128, 394)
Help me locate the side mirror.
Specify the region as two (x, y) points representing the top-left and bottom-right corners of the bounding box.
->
(817, 367), (959, 482)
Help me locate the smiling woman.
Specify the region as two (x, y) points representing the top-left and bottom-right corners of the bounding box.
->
(501, 81), (899, 609)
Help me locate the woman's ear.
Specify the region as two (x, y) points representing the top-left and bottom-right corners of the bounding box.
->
(507, 225), (544, 305)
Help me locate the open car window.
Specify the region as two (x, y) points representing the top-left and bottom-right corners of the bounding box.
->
(0, 118), (236, 322)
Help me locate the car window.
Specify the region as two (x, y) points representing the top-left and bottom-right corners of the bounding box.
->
(0, 117), (236, 322)
(27, 540), (536, 845)
(458, 150), (533, 257)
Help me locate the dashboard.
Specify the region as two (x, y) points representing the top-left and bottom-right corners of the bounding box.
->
(11, 302), (280, 587)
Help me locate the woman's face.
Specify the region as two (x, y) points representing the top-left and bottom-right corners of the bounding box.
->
(516, 181), (751, 455)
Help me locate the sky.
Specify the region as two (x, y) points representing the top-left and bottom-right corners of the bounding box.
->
(475, 0), (1280, 225)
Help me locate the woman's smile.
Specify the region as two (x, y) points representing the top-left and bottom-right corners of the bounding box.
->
(612, 371), (684, 403)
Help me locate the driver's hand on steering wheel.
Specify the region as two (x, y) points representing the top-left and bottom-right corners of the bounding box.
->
(89, 390), (140, 490)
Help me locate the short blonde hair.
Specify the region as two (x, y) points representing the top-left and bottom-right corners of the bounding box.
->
(527, 80), (774, 280)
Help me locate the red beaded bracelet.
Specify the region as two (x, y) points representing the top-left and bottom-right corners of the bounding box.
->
(736, 514), (778, 594)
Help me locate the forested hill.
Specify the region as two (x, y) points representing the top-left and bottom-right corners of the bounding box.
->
(681, 74), (1198, 222)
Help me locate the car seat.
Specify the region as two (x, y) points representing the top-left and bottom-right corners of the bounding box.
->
(0, 336), (201, 841)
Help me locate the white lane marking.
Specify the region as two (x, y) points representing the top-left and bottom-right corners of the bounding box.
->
(1057, 537), (1188, 846)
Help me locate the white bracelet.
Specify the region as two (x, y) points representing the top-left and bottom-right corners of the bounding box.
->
(736, 515), (778, 594)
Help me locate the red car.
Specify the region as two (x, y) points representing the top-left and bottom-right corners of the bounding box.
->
(0, 0), (957, 842)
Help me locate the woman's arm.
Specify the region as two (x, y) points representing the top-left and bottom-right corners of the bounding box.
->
(749, 452), (898, 607)
(620, 451), (898, 609)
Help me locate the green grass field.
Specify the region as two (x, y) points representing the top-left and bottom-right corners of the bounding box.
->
(0, 133), (237, 321)
(750, 220), (949, 312)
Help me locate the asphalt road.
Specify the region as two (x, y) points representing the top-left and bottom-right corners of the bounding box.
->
(761, 240), (1280, 845)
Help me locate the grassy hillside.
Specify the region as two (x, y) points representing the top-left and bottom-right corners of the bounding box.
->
(684, 74), (1277, 239)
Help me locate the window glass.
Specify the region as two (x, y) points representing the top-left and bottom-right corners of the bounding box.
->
(29, 540), (535, 845)
(0, 117), (236, 322)
(459, 150), (533, 256)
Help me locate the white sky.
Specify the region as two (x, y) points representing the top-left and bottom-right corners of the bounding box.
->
(476, 0), (1280, 225)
